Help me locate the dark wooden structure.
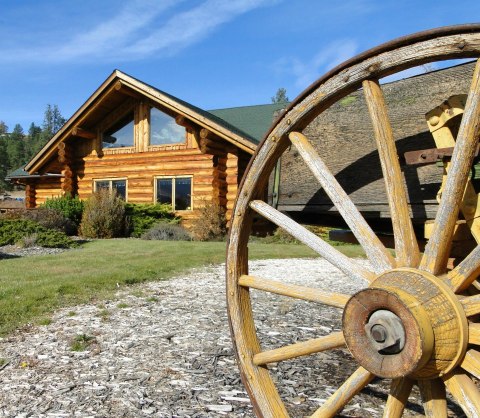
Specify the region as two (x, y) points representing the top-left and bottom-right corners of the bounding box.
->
(274, 61), (476, 228)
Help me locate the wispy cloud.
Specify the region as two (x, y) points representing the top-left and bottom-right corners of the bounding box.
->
(276, 40), (359, 89)
(3, 0), (279, 64)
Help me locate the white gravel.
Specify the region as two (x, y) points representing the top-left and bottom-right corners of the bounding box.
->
(0, 258), (431, 417)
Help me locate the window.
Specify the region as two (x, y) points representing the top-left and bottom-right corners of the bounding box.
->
(103, 113), (134, 148)
(150, 108), (185, 145)
(94, 179), (127, 200)
(155, 176), (192, 210)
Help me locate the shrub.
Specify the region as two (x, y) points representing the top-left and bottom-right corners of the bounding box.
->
(124, 203), (176, 237)
(2, 207), (76, 235)
(42, 194), (84, 226)
(141, 222), (192, 241)
(79, 189), (126, 238)
(190, 201), (226, 241)
(0, 218), (76, 248)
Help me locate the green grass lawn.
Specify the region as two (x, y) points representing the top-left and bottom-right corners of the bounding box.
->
(0, 239), (363, 336)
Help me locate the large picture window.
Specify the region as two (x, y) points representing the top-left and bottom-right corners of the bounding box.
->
(155, 176), (192, 210)
(150, 108), (185, 145)
(103, 113), (134, 148)
(94, 179), (127, 200)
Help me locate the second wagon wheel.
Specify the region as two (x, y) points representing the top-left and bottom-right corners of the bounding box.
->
(227, 25), (480, 417)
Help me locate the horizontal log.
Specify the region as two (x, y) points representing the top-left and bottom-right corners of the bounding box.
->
(72, 126), (96, 140)
(175, 115), (197, 131)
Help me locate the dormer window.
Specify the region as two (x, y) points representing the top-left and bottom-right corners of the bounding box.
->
(150, 107), (185, 145)
(103, 113), (134, 148)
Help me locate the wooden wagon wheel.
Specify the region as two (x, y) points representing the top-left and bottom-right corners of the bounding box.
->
(227, 25), (480, 417)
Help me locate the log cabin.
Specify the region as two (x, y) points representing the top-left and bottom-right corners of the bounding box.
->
(8, 70), (286, 228)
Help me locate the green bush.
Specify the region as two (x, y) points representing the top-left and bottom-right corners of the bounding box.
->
(124, 203), (176, 237)
(141, 222), (191, 241)
(0, 219), (76, 248)
(190, 201), (226, 241)
(42, 194), (84, 228)
(79, 189), (126, 238)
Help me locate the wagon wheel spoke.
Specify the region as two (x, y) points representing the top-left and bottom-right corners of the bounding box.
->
(249, 200), (375, 283)
(418, 379), (447, 418)
(461, 349), (480, 379)
(310, 367), (375, 418)
(460, 294), (480, 317)
(239, 275), (350, 307)
(448, 244), (480, 292)
(470, 323), (480, 345)
(253, 332), (345, 366)
(382, 377), (414, 418)
(363, 79), (420, 268)
(442, 371), (480, 417)
(420, 59), (480, 275)
(289, 131), (395, 274)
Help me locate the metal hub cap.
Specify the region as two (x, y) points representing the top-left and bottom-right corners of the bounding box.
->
(365, 309), (406, 354)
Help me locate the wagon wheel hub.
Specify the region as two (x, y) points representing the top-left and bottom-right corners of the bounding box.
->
(342, 268), (468, 379)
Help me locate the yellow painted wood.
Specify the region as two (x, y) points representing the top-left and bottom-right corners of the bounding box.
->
(311, 367), (374, 418)
(442, 371), (480, 417)
(420, 58), (480, 275)
(418, 379), (447, 418)
(460, 294), (480, 317)
(461, 349), (480, 379)
(448, 245), (480, 292)
(249, 200), (375, 283)
(363, 79), (420, 268)
(470, 323), (480, 345)
(289, 131), (395, 274)
(253, 332), (345, 366)
(383, 378), (414, 418)
(239, 275), (349, 308)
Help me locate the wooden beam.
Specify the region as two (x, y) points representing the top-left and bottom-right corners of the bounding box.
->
(114, 80), (143, 99)
(175, 115), (197, 131)
(71, 126), (96, 140)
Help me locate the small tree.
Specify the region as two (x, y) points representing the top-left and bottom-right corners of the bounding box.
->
(190, 201), (226, 241)
(271, 88), (289, 104)
(79, 189), (125, 238)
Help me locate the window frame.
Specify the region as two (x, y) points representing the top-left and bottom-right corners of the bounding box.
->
(93, 178), (128, 201)
(154, 175), (193, 211)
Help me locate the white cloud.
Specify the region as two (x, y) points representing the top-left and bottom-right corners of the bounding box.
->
(125, 0), (280, 58)
(276, 40), (359, 89)
(3, 0), (279, 64)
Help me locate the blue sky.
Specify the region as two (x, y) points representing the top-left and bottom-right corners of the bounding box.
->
(0, 0), (478, 131)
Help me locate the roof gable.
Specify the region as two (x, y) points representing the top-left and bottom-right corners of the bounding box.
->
(25, 70), (261, 173)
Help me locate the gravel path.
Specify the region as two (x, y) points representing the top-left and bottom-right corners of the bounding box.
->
(0, 258), (458, 417)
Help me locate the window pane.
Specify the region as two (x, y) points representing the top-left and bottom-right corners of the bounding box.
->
(175, 177), (191, 210)
(95, 181), (109, 191)
(150, 108), (185, 145)
(103, 113), (134, 148)
(157, 178), (173, 205)
(112, 180), (126, 200)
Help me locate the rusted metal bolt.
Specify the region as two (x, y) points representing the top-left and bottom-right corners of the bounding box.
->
(370, 324), (387, 343)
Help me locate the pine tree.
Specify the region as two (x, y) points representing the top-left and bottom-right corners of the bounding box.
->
(271, 88), (289, 104)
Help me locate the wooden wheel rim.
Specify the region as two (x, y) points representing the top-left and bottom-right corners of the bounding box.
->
(227, 25), (480, 418)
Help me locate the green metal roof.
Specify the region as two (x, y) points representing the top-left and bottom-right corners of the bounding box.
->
(6, 166), (29, 179)
(209, 102), (289, 144)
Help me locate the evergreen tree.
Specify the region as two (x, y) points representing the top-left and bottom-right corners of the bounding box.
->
(0, 121), (7, 136)
(271, 88), (289, 104)
(42, 104), (65, 138)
